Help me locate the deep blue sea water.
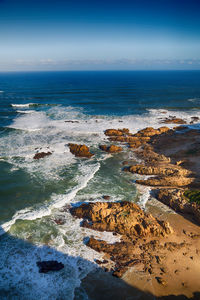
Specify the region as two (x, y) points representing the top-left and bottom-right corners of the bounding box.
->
(0, 71), (200, 299)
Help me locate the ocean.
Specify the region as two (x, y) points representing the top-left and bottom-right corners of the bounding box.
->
(0, 70), (200, 299)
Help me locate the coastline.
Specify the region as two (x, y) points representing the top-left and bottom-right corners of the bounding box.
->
(69, 118), (200, 299)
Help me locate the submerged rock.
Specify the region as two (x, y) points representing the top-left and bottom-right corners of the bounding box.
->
(37, 261), (64, 273)
(33, 152), (52, 159)
(161, 117), (186, 124)
(68, 143), (94, 158)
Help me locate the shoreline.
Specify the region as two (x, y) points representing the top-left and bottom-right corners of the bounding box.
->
(69, 119), (200, 299)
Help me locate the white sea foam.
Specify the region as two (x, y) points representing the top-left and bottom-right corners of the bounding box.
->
(11, 103), (35, 108)
(1, 162), (100, 235)
(188, 98), (200, 103)
(136, 185), (151, 209)
(17, 110), (36, 114)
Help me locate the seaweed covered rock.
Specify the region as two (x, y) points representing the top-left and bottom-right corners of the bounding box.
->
(68, 143), (94, 158)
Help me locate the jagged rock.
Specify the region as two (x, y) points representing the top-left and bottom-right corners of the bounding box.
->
(33, 152), (52, 159)
(99, 144), (122, 153)
(37, 261), (64, 273)
(70, 201), (173, 278)
(108, 135), (151, 145)
(70, 201), (172, 237)
(134, 127), (170, 137)
(104, 128), (129, 136)
(68, 143), (94, 158)
(135, 148), (171, 164)
(156, 189), (200, 224)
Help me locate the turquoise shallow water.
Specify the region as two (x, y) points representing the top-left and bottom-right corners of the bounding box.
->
(0, 71), (200, 299)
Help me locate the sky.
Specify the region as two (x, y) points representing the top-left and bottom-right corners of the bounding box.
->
(0, 0), (200, 71)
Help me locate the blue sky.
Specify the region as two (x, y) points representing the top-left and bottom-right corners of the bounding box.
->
(0, 0), (200, 71)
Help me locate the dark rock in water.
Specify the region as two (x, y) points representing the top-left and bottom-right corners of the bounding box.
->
(33, 152), (52, 160)
(37, 261), (64, 273)
(65, 120), (79, 123)
(54, 218), (65, 225)
(95, 259), (108, 265)
(102, 195), (110, 200)
(191, 116), (199, 122)
(161, 117), (186, 125)
(122, 161), (129, 166)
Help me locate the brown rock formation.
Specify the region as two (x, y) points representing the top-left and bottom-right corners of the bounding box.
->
(104, 128), (129, 136)
(136, 176), (194, 187)
(99, 144), (122, 153)
(70, 201), (172, 238)
(134, 126), (170, 137)
(68, 143), (94, 158)
(157, 189), (200, 224)
(129, 164), (190, 177)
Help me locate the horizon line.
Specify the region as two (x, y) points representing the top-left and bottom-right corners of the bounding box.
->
(1, 69), (200, 73)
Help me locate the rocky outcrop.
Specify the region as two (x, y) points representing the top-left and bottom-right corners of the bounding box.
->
(157, 189), (200, 224)
(37, 261), (64, 273)
(136, 175), (194, 187)
(69, 201), (181, 279)
(33, 152), (52, 159)
(161, 117), (186, 124)
(129, 164), (190, 177)
(134, 126), (170, 137)
(99, 144), (122, 153)
(135, 145), (171, 164)
(109, 135), (150, 144)
(105, 127), (170, 149)
(104, 128), (129, 136)
(70, 201), (172, 238)
(68, 143), (94, 158)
